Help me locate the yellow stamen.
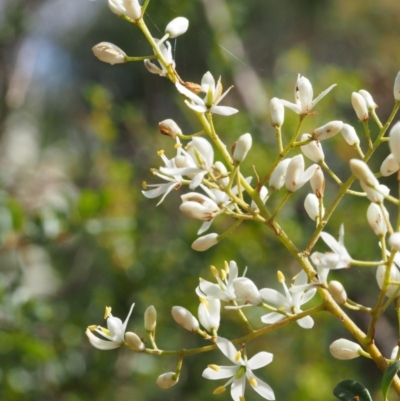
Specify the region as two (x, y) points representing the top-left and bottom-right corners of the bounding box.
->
(174, 142), (182, 149)
(104, 306), (112, 319)
(277, 270), (285, 283)
(208, 364), (220, 371)
(249, 377), (257, 387)
(142, 181), (147, 190)
(157, 149), (164, 156)
(220, 269), (227, 281)
(239, 396), (245, 401)
(210, 265), (219, 277)
(224, 261), (229, 272)
(88, 325), (97, 331)
(235, 351), (242, 362)
(213, 386), (226, 394)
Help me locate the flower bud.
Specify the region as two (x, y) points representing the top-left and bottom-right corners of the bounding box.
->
(171, 306), (199, 331)
(108, 0), (126, 16)
(351, 92), (369, 121)
(269, 97), (284, 127)
(328, 281), (347, 304)
(360, 182), (389, 203)
(329, 339), (362, 360)
(92, 42), (127, 65)
(251, 186), (268, 212)
(156, 372), (178, 389)
(380, 153), (399, 176)
(312, 121), (343, 141)
(232, 133), (252, 164)
(191, 233), (219, 252)
(269, 159), (292, 190)
(300, 134), (324, 163)
(389, 233), (400, 251)
(389, 121), (400, 165)
(125, 332), (145, 351)
(144, 305), (157, 332)
(165, 17), (189, 38)
(158, 119), (182, 138)
(367, 203), (388, 236)
(144, 59), (163, 75)
(214, 161), (229, 188)
(310, 166), (325, 198)
(180, 193), (219, 221)
(304, 193), (322, 221)
(359, 90), (377, 111)
(123, 0), (141, 20)
(297, 75), (313, 112)
(349, 159), (379, 187)
(376, 264), (400, 298)
(341, 123), (360, 146)
(394, 72), (400, 101)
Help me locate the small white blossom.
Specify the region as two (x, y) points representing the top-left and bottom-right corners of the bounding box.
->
(285, 155), (318, 192)
(279, 74), (336, 115)
(157, 372), (179, 389)
(86, 303), (135, 350)
(351, 92), (369, 121)
(198, 298), (221, 332)
(310, 225), (351, 270)
(260, 271), (316, 329)
(125, 332), (145, 351)
(158, 119), (182, 138)
(269, 159), (292, 190)
(144, 40), (175, 76)
(165, 17), (189, 38)
(380, 153), (399, 177)
(269, 97), (284, 127)
(192, 233), (219, 251)
(144, 305), (157, 332)
(202, 337), (275, 401)
(341, 124), (360, 146)
(176, 71), (238, 116)
(328, 281), (347, 304)
(304, 193), (323, 221)
(310, 166), (325, 198)
(300, 134), (324, 163)
(312, 121), (343, 141)
(171, 306), (199, 331)
(367, 203), (388, 237)
(232, 133), (252, 164)
(359, 89), (377, 111)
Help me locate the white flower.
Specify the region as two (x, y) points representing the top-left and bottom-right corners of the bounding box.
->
(285, 155), (318, 192)
(300, 134), (324, 163)
(180, 192), (220, 221)
(341, 124), (360, 146)
(351, 92), (369, 121)
(279, 74), (336, 115)
(108, 0), (141, 20)
(310, 225), (351, 270)
(158, 119), (182, 138)
(198, 298), (221, 332)
(86, 303), (135, 350)
(269, 158), (292, 190)
(330, 339), (362, 360)
(144, 40), (175, 77)
(232, 133), (252, 164)
(176, 72), (238, 116)
(260, 270), (316, 329)
(171, 306), (199, 331)
(202, 337), (275, 401)
(192, 233), (219, 251)
(230, 277), (262, 307)
(269, 97), (285, 127)
(92, 42), (127, 65)
(304, 193), (323, 221)
(142, 141), (183, 205)
(160, 137), (214, 189)
(196, 261), (239, 302)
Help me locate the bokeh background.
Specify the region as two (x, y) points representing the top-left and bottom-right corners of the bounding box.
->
(1, 0), (400, 400)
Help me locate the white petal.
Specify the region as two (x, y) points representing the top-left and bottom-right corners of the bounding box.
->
(202, 365), (237, 380)
(259, 288), (290, 307)
(86, 329), (120, 350)
(185, 101), (207, 113)
(260, 312), (285, 325)
(231, 376), (246, 401)
(210, 105), (239, 116)
(247, 352), (273, 370)
(310, 84), (337, 110)
(279, 99), (301, 114)
(297, 315), (314, 329)
(247, 371), (275, 400)
(216, 337), (241, 364)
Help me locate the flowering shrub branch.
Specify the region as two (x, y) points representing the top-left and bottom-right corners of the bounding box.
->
(86, 0), (400, 399)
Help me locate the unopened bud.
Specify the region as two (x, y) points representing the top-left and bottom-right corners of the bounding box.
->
(144, 59), (163, 75)
(125, 332), (145, 351)
(269, 159), (292, 190)
(394, 72), (400, 101)
(171, 306), (199, 331)
(156, 372), (178, 389)
(380, 153), (399, 177)
(304, 193), (323, 221)
(301, 134), (324, 163)
(351, 92), (369, 121)
(232, 133), (252, 164)
(330, 339), (362, 360)
(312, 121), (343, 141)
(123, 0), (142, 20)
(158, 119), (182, 138)
(144, 305), (157, 332)
(341, 124), (360, 146)
(328, 281), (347, 304)
(108, 0), (125, 16)
(349, 159), (378, 187)
(165, 17), (189, 38)
(389, 121), (400, 165)
(367, 203), (388, 236)
(310, 167), (325, 198)
(191, 233), (219, 252)
(389, 232), (400, 251)
(92, 42), (126, 65)
(359, 90), (377, 111)
(269, 97), (284, 127)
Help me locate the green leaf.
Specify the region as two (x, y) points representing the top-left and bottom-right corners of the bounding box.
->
(333, 379), (373, 401)
(382, 360), (400, 401)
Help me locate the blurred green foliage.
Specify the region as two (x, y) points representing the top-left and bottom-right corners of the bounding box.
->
(0, 0), (400, 400)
